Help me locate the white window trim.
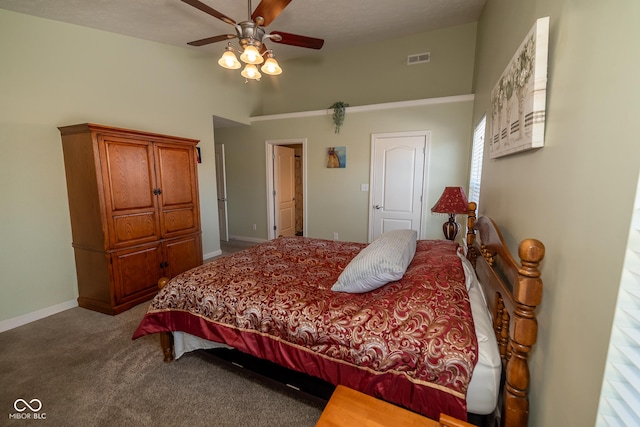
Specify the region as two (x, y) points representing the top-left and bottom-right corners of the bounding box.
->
(596, 171), (640, 426)
(468, 115), (486, 210)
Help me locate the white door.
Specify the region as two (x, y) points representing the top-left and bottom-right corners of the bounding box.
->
(369, 132), (428, 241)
(215, 144), (229, 241)
(274, 145), (296, 237)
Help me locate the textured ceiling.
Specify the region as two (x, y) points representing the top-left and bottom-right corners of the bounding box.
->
(0, 0), (486, 61)
(1, 0), (486, 127)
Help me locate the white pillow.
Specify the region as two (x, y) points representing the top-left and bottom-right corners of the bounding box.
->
(468, 280), (491, 343)
(457, 250), (477, 291)
(461, 253), (493, 345)
(331, 229), (417, 293)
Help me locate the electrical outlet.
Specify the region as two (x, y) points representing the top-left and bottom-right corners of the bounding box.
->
(333, 232), (339, 240)
(252, 224), (257, 231)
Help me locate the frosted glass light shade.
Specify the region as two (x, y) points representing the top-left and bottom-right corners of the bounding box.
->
(241, 64), (261, 80)
(261, 57), (282, 75)
(240, 45), (264, 64)
(218, 50), (241, 69)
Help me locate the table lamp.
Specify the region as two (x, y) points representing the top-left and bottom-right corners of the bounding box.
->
(431, 187), (469, 240)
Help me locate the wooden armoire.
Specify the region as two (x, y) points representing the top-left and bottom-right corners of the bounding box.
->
(59, 123), (203, 314)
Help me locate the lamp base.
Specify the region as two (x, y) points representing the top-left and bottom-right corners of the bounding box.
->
(442, 214), (460, 241)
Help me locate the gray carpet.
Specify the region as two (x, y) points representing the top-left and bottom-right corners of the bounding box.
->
(0, 302), (325, 426)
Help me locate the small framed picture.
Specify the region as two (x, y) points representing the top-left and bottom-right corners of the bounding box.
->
(327, 146), (346, 168)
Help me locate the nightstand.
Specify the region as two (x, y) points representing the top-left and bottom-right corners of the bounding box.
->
(316, 385), (475, 427)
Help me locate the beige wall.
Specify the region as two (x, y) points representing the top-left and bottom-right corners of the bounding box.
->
(473, 1), (640, 426)
(216, 99), (474, 243)
(0, 10), (257, 322)
(216, 23), (478, 244)
(259, 23), (477, 115)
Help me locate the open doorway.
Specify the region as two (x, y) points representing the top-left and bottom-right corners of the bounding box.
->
(213, 115), (246, 244)
(266, 139), (307, 240)
(215, 144), (229, 242)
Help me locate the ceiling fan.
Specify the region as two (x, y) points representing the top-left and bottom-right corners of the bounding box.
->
(182, 0), (325, 80)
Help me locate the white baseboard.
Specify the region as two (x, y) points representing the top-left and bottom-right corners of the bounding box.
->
(203, 249), (222, 260)
(0, 299), (78, 333)
(228, 235), (268, 244)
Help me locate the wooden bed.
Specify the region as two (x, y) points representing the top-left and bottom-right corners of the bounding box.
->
(133, 205), (544, 427)
(466, 212), (544, 427)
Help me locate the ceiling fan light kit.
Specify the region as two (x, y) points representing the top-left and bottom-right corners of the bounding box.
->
(182, 0), (324, 82)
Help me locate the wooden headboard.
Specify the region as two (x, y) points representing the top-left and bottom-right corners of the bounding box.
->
(465, 203), (545, 427)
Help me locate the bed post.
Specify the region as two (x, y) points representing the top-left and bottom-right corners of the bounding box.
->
(466, 202), (477, 262)
(503, 239), (545, 427)
(157, 277), (175, 363)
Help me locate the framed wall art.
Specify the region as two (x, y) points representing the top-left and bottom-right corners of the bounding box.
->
(489, 16), (549, 159)
(327, 146), (346, 168)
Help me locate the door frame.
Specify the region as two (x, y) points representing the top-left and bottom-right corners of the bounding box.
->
(368, 131), (430, 242)
(215, 144), (229, 241)
(265, 138), (307, 240)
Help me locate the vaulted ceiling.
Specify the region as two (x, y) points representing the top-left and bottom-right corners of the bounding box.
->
(0, 0), (486, 61)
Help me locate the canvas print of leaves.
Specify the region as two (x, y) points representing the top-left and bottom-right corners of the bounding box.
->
(490, 17), (549, 159)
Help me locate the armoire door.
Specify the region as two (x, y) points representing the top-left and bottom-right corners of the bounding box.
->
(162, 234), (203, 279)
(154, 143), (201, 239)
(99, 135), (160, 249)
(111, 243), (163, 305)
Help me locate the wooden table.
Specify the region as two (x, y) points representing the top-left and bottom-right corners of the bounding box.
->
(315, 385), (440, 427)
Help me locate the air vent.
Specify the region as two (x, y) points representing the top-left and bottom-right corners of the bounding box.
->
(407, 52), (431, 65)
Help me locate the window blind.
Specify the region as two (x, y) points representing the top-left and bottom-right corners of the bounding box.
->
(468, 116), (486, 208)
(597, 173), (640, 426)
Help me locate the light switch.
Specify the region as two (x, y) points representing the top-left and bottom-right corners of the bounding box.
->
(361, 184), (369, 192)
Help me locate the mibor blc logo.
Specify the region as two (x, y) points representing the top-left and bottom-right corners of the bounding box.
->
(9, 399), (46, 420)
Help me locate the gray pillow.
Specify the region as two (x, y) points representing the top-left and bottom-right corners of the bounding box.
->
(332, 229), (417, 293)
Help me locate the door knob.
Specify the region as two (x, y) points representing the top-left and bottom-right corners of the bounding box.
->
(374, 205), (383, 210)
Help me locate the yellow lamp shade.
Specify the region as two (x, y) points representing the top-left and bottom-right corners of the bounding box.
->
(218, 50), (241, 69)
(240, 45), (264, 65)
(241, 64), (262, 80)
(261, 57), (282, 75)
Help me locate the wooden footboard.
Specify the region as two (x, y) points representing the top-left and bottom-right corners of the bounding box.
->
(467, 216), (545, 427)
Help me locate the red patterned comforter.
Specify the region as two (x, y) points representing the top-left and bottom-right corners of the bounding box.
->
(133, 236), (477, 420)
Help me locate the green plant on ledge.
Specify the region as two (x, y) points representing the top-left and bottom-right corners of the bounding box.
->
(329, 101), (349, 134)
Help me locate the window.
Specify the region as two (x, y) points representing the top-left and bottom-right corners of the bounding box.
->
(468, 116), (486, 210)
(596, 172), (640, 426)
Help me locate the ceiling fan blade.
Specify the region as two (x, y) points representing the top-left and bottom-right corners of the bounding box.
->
(187, 34), (237, 47)
(269, 31), (324, 50)
(251, 0), (292, 27)
(181, 0), (236, 26)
